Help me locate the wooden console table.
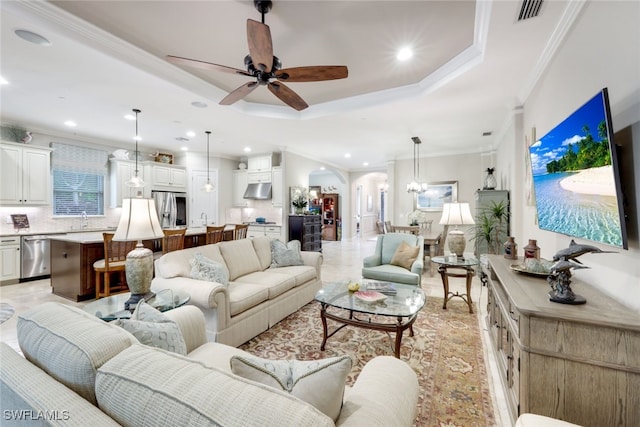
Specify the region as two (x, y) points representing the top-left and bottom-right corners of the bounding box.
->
(483, 255), (640, 426)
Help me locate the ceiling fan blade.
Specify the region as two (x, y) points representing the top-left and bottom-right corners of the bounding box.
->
(166, 55), (251, 76)
(276, 66), (349, 82)
(247, 19), (273, 73)
(219, 81), (259, 106)
(268, 82), (308, 111)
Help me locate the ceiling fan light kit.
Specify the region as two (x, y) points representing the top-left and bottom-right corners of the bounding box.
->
(166, 0), (348, 111)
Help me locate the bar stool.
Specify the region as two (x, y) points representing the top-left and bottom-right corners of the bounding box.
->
(206, 225), (225, 244)
(162, 228), (186, 254)
(93, 233), (136, 299)
(232, 224), (249, 240)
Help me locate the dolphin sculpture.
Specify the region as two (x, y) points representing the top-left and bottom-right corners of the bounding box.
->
(549, 259), (589, 274)
(552, 240), (617, 263)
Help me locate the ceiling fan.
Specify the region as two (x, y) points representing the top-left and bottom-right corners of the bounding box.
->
(166, 0), (348, 111)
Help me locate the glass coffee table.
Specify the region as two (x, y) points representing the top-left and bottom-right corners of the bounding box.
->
(83, 289), (190, 321)
(314, 280), (426, 358)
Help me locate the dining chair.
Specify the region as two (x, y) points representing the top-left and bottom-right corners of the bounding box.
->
(206, 225), (225, 244)
(93, 232), (136, 299)
(391, 225), (421, 236)
(162, 228), (186, 254)
(232, 223), (249, 240)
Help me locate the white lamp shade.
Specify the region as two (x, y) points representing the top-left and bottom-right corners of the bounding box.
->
(439, 202), (475, 226)
(113, 198), (164, 241)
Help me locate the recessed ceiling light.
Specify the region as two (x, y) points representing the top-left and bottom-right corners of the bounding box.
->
(191, 101), (208, 108)
(344, 153), (351, 158)
(0, 76), (8, 85)
(320, 166), (326, 171)
(181, 146), (188, 151)
(64, 120), (77, 127)
(243, 147), (251, 153)
(124, 114), (135, 120)
(363, 162), (369, 166)
(15, 29), (51, 46)
(396, 47), (413, 61)
(186, 131), (196, 137)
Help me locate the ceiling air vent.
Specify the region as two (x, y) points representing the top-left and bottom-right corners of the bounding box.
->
(518, 0), (543, 21)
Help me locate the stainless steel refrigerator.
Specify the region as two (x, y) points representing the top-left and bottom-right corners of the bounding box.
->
(151, 190), (187, 229)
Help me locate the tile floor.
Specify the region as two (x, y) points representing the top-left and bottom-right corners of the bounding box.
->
(0, 234), (509, 426)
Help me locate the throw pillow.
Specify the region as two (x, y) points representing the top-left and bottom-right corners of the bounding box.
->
(390, 240), (420, 270)
(230, 354), (351, 422)
(113, 301), (187, 355)
(190, 253), (229, 285)
(270, 239), (304, 268)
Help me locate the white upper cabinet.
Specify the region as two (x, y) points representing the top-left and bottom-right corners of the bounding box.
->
(0, 142), (51, 206)
(247, 154), (273, 172)
(232, 170), (248, 207)
(109, 159), (145, 207)
(271, 166), (283, 207)
(147, 163), (187, 191)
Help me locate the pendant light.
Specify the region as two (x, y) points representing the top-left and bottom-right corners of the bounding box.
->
(202, 130), (214, 192)
(126, 108), (145, 188)
(406, 136), (427, 193)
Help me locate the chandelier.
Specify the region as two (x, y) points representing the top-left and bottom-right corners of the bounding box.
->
(406, 136), (427, 193)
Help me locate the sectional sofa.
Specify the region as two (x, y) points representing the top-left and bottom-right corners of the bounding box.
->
(151, 236), (322, 346)
(0, 302), (419, 426)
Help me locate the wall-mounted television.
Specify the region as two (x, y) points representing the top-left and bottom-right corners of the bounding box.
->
(529, 88), (628, 249)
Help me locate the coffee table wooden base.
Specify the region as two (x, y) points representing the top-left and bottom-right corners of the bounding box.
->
(319, 303), (417, 358)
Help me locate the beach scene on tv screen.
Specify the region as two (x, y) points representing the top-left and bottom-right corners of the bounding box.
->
(529, 91), (624, 248)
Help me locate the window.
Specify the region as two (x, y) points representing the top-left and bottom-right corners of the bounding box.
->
(51, 143), (107, 216)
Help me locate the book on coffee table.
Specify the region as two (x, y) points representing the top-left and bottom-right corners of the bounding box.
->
(365, 281), (397, 295)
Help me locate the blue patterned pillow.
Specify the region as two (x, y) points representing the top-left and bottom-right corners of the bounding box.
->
(190, 253), (229, 285)
(270, 240), (304, 268)
(113, 301), (187, 355)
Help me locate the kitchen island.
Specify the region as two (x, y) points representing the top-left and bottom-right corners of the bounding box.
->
(49, 228), (214, 301)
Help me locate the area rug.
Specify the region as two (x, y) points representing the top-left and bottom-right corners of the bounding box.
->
(239, 297), (496, 427)
(0, 303), (15, 324)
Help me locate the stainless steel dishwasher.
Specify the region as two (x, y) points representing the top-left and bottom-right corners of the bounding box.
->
(21, 235), (54, 279)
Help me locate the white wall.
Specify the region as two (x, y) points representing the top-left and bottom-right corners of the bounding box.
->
(497, 1), (640, 310)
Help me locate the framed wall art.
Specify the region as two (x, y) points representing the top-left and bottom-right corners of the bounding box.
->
(415, 181), (457, 211)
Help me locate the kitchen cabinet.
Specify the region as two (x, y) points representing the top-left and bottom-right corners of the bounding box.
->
(271, 166), (283, 207)
(248, 225), (282, 240)
(232, 170), (249, 207)
(483, 255), (640, 426)
(0, 142), (51, 206)
(0, 236), (21, 283)
(288, 215), (321, 252)
(247, 171), (271, 184)
(248, 154), (274, 172)
(109, 159), (145, 208)
(147, 163), (187, 191)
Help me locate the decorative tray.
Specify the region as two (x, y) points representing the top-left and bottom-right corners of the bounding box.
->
(353, 290), (387, 303)
(509, 263), (549, 278)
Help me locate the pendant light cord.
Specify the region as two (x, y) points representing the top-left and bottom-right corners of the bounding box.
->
(205, 131), (211, 183)
(133, 108), (141, 175)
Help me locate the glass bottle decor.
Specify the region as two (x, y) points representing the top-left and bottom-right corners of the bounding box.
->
(504, 236), (517, 260)
(483, 167), (497, 190)
(523, 239), (540, 259)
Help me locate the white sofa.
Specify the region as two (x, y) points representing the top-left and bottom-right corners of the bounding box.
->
(0, 302), (419, 427)
(151, 236), (322, 347)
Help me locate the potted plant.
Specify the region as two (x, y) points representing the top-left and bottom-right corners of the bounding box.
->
(291, 187), (309, 214)
(470, 200), (509, 254)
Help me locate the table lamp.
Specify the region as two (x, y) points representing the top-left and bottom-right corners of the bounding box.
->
(439, 202), (475, 258)
(113, 198), (164, 309)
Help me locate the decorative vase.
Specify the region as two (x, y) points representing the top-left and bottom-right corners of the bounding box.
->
(523, 239), (540, 259)
(483, 168), (497, 190)
(504, 236), (517, 259)
(294, 207), (304, 215)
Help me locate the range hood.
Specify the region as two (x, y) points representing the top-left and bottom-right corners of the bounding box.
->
(243, 182), (272, 200)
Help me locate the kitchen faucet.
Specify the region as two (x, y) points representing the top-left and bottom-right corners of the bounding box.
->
(200, 212), (207, 226)
(81, 211), (89, 229)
